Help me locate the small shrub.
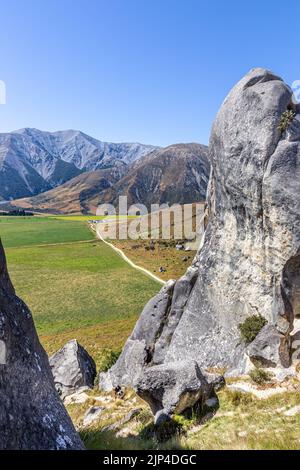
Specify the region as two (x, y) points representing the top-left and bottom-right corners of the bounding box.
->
(224, 390), (253, 407)
(238, 314), (267, 344)
(278, 109), (295, 133)
(98, 348), (121, 373)
(249, 368), (273, 385)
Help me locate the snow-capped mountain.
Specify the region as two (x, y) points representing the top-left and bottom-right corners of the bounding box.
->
(0, 128), (157, 200)
(12, 143), (210, 214)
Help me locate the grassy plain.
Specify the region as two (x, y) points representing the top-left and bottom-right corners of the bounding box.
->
(0, 216), (94, 247)
(0, 216), (159, 366)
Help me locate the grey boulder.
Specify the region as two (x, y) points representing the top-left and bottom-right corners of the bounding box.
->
(0, 241), (83, 450)
(247, 325), (291, 368)
(50, 339), (96, 399)
(99, 280), (176, 390)
(134, 361), (213, 424)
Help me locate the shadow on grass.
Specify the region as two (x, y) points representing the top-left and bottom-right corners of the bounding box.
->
(80, 398), (220, 450)
(80, 428), (186, 451)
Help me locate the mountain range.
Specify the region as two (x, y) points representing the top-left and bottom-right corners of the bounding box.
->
(11, 144), (210, 213)
(0, 128), (156, 201)
(0, 128), (210, 213)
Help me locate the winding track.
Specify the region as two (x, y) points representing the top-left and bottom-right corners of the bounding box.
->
(92, 223), (166, 286)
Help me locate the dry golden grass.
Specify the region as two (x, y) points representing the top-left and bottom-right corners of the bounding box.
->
(112, 239), (197, 281)
(67, 385), (300, 450)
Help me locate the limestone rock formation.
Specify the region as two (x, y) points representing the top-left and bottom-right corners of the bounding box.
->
(50, 339), (96, 399)
(0, 241), (83, 449)
(100, 67), (300, 390)
(134, 361), (213, 424)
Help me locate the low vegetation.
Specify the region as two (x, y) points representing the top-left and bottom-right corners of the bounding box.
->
(66, 384), (300, 451)
(98, 348), (122, 373)
(249, 368), (273, 385)
(278, 109), (296, 133)
(111, 238), (197, 281)
(239, 314), (267, 344)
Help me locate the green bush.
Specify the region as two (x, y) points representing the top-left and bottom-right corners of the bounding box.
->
(278, 109), (295, 133)
(249, 368), (273, 385)
(238, 314), (267, 344)
(98, 348), (121, 373)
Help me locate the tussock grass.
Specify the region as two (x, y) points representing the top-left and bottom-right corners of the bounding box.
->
(68, 386), (300, 451)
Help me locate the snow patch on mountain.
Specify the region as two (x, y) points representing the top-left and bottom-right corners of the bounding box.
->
(0, 128), (157, 200)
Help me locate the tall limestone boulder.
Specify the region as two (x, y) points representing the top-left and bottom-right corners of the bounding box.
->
(101, 68), (300, 390)
(0, 240), (83, 450)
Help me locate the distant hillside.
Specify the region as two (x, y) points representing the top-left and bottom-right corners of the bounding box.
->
(99, 143), (210, 208)
(0, 128), (156, 200)
(13, 164), (127, 214)
(12, 143), (210, 213)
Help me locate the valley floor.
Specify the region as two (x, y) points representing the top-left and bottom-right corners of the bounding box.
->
(2, 214), (300, 450)
(0, 215), (159, 367)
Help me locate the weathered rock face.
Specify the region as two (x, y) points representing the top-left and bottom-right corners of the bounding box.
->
(0, 241), (84, 450)
(246, 324), (289, 368)
(100, 68), (300, 390)
(50, 339), (96, 399)
(134, 361), (213, 424)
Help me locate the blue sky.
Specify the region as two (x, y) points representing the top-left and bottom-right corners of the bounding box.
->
(0, 0), (298, 146)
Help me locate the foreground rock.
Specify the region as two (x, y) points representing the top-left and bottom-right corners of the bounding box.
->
(100, 68), (300, 391)
(50, 339), (96, 399)
(134, 361), (215, 424)
(0, 241), (83, 449)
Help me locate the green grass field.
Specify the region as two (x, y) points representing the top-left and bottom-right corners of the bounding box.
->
(0, 216), (94, 247)
(0, 216), (159, 366)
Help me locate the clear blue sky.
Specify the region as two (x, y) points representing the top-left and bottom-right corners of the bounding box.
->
(0, 0), (298, 146)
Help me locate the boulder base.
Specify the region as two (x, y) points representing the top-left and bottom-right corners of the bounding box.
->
(134, 361), (214, 423)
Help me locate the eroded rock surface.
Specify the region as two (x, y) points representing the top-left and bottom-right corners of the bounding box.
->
(50, 339), (96, 399)
(134, 361), (213, 424)
(0, 241), (83, 450)
(101, 68), (300, 390)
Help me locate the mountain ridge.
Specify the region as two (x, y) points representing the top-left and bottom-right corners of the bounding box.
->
(0, 128), (157, 200)
(11, 143), (210, 213)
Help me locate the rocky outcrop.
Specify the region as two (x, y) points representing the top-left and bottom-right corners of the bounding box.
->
(100, 68), (300, 391)
(0, 241), (83, 449)
(134, 361), (214, 424)
(50, 339), (96, 399)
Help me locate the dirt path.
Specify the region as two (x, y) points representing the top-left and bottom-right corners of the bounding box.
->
(93, 224), (166, 286)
